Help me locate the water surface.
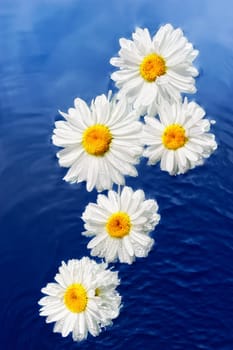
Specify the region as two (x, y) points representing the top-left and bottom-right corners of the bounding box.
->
(0, 1), (233, 349)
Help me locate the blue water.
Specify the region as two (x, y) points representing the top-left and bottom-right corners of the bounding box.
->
(0, 0), (233, 349)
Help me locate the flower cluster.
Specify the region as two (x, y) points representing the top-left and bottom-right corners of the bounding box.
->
(39, 257), (121, 341)
(39, 23), (217, 342)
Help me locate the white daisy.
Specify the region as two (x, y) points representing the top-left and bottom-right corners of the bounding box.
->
(142, 98), (217, 175)
(82, 186), (160, 264)
(52, 92), (143, 192)
(110, 24), (199, 115)
(38, 257), (121, 342)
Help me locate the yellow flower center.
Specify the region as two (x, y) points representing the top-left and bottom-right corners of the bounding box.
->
(106, 212), (131, 238)
(139, 53), (166, 82)
(162, 124), (188, 150)
(64, 283), (88, 313)
(82, 124), (112, 156)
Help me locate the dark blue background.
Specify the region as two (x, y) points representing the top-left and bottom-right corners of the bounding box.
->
(0, 0), (233, 349)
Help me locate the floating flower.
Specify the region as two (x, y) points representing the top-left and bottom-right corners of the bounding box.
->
(110, 24), (198, 115)
(142, 98), (217, 175)
(82, 186), (160, 264)
(52, 93), (143, 192)
(38, 257), (121, 342)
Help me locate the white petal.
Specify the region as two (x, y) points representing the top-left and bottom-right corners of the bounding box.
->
(120, 186), (133, 212)
(87, 234), (108, 249)
(123, 236), (134, 257)
(165, 150), (175, 173)
(61, 313), (76, 337)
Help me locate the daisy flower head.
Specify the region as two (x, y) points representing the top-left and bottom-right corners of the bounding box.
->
(110, 24), (199, 116)
(82, 186), (160, 264)
(142, 98), (217, 175)
(38, 257), (121, 342)
(52, 92), (143, 192)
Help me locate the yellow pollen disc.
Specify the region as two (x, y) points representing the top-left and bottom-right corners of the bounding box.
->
(106, 211), (131, 238)
(64, 283), (88, 313)
(139, 53), (166, 82)
(162, 124), (188, 150)
(82, 124), (112, 156)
